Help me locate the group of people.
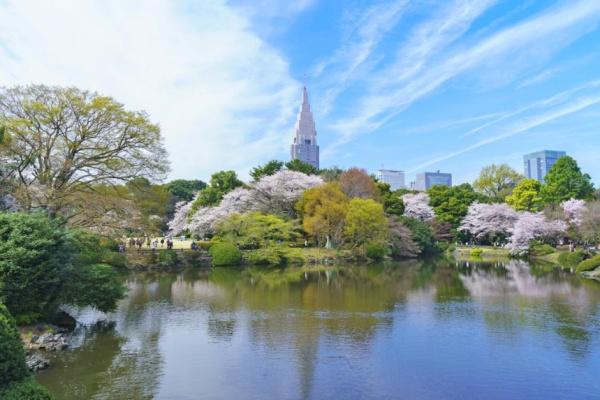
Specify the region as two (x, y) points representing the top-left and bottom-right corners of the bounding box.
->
(118, 236), (176, 252)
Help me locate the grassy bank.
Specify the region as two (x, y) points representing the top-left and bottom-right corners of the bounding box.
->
(454, 246), (510, 260)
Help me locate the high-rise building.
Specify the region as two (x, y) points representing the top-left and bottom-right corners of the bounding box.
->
(377, 169), (405, 191)
(414, 171), (452, 191)
(523, 150), (566, 183)
(291, 86), (319, 169)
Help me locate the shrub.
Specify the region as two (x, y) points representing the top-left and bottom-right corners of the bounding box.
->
(470, 248), (483, 257)
(245, 247), (286, 266)
(399, 216), (437, 254)
(530, 243), (555, 256)
(366, 242), (386, 260)
(64, 264), (125, 313)
(0, 378), (53, 400)
(446, 243), (457, 253)
(0, 304), (28, 387)
(197, 241), (213, 251)
(576, 255), (600, 273)
(158, 250), (179, 267)
(558, 251), (587, 268)
(209, 242), (242, 266)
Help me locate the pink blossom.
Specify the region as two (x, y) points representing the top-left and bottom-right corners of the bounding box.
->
(402, 193), (434, 221)
(459, 202), (518, 242)
(561, 198), (586, 227)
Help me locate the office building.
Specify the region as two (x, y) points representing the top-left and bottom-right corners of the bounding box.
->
(414, 171), (452, 191)
(523, 150), (566, 182)
(377, 169), (405, 191)
(290, 86), (319, 169)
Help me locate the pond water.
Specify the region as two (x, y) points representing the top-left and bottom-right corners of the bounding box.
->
(36, 259), (600, 400)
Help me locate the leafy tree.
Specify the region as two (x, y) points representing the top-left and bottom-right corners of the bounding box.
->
(216, 212), (299, 249)
(506, 178), (543, 211)
(339, 167), (380, 200)
(388, 216), (419, 258)
(127, 177), (173, 233)
(0, 85), (169, 217)
(473, 164), (523, 200)
(296, 183), (349, 247)
(398, 216), (437, 254)
(250, 160), (284, 181)
(427, 183), (484, 227)
(540, 156), (594, 204)
(343, 198), (388, 253)
(580, 201), (600, 245)
(319, 166), (344, 182)
(285, 159), (318, 175)
(166, 179), (207, 202)
(209, 242), (242, 266)
(191, 170), (244, 211)
(0, 213), (125, 323)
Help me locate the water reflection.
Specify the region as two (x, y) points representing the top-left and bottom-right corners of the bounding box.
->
(37, 259), (600, 400)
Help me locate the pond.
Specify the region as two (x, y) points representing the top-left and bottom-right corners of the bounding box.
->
(36, 259), (600, 400)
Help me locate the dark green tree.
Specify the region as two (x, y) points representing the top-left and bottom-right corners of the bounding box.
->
(427, 183), (486, 227)
(540, 156), (594, 204)
(250, 160), (284, 181)
(165, 179), (207, 202)
(191, 170), (244, 211)
(398, 216), (437, 254)
(319, 166), (344, 182)
(285, 159), (318, 175)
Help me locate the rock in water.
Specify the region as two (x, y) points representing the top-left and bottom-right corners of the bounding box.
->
(26, 353), (50, 371)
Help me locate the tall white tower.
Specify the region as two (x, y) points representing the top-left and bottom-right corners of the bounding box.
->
(291, 86), (319, 169)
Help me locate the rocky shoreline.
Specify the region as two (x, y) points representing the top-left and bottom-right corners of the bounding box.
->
(20, 324), (72, 372)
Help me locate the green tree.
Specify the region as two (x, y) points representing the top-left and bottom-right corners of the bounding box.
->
(388, 216), (419, 258)
(343, 198), (388, 253)
(398, 216), (437, 254)
(473, 164), (523, 200)
(0, 213), (125, 323)
(285, 159), (318, 175)
(540, 156), (594, 204)
(191, 170), (244, 211)
(377, 183), (405, 216)
(216, 212), (299, 248)
(427, 184), (485, 227)
(319, 166), (344, 182)
(0, 85), (169, 217)
(250, 160), (284, 181)
(165, 179), (207, 202)
(127, 177), (173, 233)
(296, 183), (349, 247)
(506, 178), (543, 211)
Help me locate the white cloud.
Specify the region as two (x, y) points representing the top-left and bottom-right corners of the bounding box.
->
(0, 0), (300, 180)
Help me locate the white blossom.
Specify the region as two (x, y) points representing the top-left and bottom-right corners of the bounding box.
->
(167, 200), (193, 235)
(561, 198), (586, 227)
(402, 193), (434, 221)
(459, 202), (518, 243)
(507, 212), (566, 254)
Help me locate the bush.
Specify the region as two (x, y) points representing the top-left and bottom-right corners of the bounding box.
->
(558, 251), (587, 268)
(245, 247), (286, 266)
(0, 378), (53, 400)
(446, 243), (457, 253)
(209, 242), (242, 266)
(366, 242), (386, 260)
(158, 250), (179, 267)
(530, 243), (555, 256)
(65, 263), (125, 313)
(576, 255), (600, 273)
(470, 248), (483, 257)
(197, 241), (213, 251)
(398, 216), (437, 254)
(0, 304), (28, 387)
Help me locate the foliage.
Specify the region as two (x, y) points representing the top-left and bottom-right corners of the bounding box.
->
(158, 250), (179, 267)
(398, 216), (437, 254)
(191, 170), (244, 211)
(366, 242), (387, 260)
(343, 198), (388, 253)
(216, 212), (299, 249)
(296, 183), (348, 247)
(529, 243), (555, 256)
(126, 177), (172, 234)
(0, 303), (28, 387)
(506, 178), (543, 211)
(576, 254), (600, 273)
(377, 183), (405, 216)
(402, 193), (434, 221)
(166, 179), (206, 202)
(285, 159), (318, 175)
(209, 242), (242, 267)
(0, 85), (169, 217)
(338, 168), (379, 200)
(580, 201), (600, 244)
(244, 247), (292, 266)
(250, 160), (284, 181)
(65, 263), (125, 312)
(427, 183), (485, 227)
(0, 378), (53, 400)
(388, 216), (420, 258)
(459, 202), (518, 245)
(558, 251), (587, 268)
(540, 156), (594, 204)
(473, 164), (523, 200)
(319, 166), (344, 182)
(470, 248), (483, 257)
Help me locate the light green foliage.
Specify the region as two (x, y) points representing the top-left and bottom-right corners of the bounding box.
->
(126, 177), (173, 233)
(0, 303), (28, 387)
(398, 216), (437, 254)
(427, 183), (486, 227)
(529, 243), (555, 257)
(576, 254), (600, 273)
(470, 248), (483, 257)
(209, 242), (242, 266)
(366, 242), (387, 260)
(473, 164), (523, 200)
(166, 179), (206, 202)
(558, 251), (587, 268)
(158, 250), (179, 267)
(285, 159), (318, 175)
(343, 198), (388, 253)
(250, 160), (284, 181)
(540, 156), (594, 204)
(217, 212), (299, 249)
(506, 178), (543, 211)
(319, 166), (344, 182)
(191, 170), (244, 212)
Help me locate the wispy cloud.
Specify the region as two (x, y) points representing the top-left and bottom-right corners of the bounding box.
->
(324, 0), (600, 155)
(0, 0), (300, 180)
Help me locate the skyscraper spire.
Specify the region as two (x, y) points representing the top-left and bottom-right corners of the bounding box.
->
(291, 86), (319, 169)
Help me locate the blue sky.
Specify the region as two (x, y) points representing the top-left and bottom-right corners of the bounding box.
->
(1, 0), (600, 185)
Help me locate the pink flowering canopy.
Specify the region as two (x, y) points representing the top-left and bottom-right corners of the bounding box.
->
(402, 193), (434, 221)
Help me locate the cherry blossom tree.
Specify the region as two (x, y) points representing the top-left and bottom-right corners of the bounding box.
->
(402, 193), (434, 221)
(561, 198), (586, 227)
(459, 202), (518, 244)
(507, 212), (566, 254)
(167, 200), (193, 235)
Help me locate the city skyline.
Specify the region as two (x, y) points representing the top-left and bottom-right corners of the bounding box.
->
(1, 1), (599, 185)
